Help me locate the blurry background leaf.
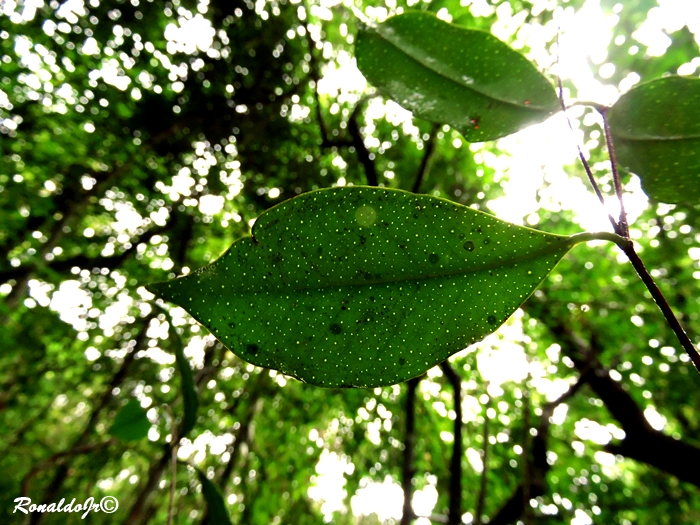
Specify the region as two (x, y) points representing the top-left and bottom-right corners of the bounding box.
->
(149, 187), (579, 388)
(609, 75), (700, 204)
(109, 399), (150, 442)
(355, 12), (559, 141)
(169, 322), (199, 438)
(197, 467), (234, 525)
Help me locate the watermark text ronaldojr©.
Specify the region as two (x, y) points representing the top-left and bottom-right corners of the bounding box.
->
(13, 496), (118, 519)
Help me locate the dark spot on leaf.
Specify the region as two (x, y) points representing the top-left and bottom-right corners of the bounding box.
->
(228, 322), (236, 329)
(246, 344), (259, 355)
(483, 238), (491, 245)
(399, 357), (406, 366)
(487, 315), (497, 325)
(463, 241), (475, 252)
(359, 235), (366, 245)
(329, 323), (342, 335)
(429, 253), (439, 264)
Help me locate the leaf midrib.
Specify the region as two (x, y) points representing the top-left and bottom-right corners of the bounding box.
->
(365, 23), (553, 112)
(194, 234), (574, 297)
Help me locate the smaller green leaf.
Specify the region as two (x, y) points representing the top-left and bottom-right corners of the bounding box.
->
(608, 75), (700, 204)
(355, 11), (559, 141)
(170, 327), (198, 438)
(109, 399), (150, 442)
(197, 468), (233, 525)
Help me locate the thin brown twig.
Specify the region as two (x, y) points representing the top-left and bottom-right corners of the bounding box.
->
(599, 108), (630, 238)
(586, 110), (700, 370)
(557, 34), (698, 372)
(620, 244), (700, 372)
(555, 33), (618, 233)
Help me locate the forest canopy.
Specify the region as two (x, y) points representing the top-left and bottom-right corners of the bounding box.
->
(2, 0), (700, 524)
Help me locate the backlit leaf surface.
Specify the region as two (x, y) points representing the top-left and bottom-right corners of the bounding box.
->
(355, 12), (559, 141)
(148, 188), (578, 388)
(609, 75), (700, 204)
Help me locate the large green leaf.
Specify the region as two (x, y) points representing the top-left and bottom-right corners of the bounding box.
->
(109, 399), (150, 442)
(355, 12), (559, 141)
(147, 188), (588, 388)
(608, 76), (700, 204)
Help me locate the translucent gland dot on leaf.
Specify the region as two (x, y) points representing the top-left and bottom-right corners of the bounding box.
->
(355, 205), (377, 227)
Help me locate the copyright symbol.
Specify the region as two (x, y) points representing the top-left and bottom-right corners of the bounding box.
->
(100, 496), (119, 513)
